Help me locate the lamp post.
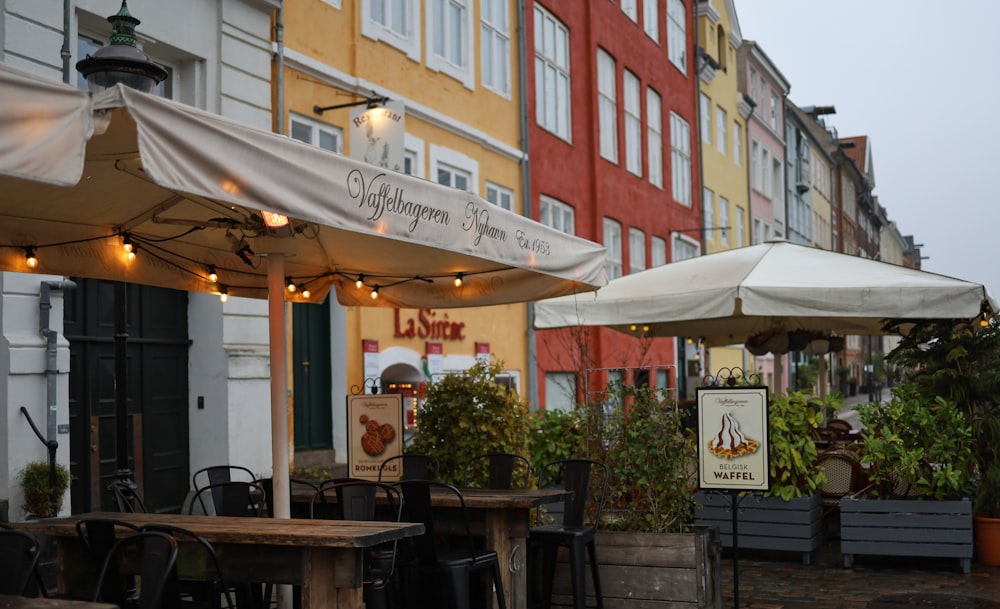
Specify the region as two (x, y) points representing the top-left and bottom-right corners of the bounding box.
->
(76, 1), (166, 510)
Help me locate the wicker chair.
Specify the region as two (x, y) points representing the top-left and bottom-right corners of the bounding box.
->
(816, 449), (861, 517)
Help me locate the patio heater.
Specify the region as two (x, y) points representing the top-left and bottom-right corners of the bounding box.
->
(76, 1), (167, 509)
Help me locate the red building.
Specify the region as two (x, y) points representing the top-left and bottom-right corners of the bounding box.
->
(527, 1), (702, 408)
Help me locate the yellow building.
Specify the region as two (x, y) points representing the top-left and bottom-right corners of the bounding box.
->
(697, 0), (752, 372)
(280, 1), (528, 462)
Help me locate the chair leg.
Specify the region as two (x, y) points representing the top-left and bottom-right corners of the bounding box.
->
(539, 544), (558, 609)
(586, 540), (602, 609)
(449, 568), (470, 609)
(568, 540), (587, 609)
(490, 562), (507, 609)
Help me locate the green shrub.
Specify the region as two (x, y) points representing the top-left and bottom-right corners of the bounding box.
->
(527, 407), (585, 475)
(765, 390), (827, 500)
(17, 460), (71, 518)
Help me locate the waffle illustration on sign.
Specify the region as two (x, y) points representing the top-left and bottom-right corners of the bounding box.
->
(708, 412), (759, 459)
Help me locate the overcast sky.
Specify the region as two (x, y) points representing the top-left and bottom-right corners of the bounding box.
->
(733, 0), (999, 300)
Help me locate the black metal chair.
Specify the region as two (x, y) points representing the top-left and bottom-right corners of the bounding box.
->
(398, 480), (506, 609)
(92, 531), (179, 609)
(0, 528), (42, 596)
(258, 476), (321, 518)
(311, 480), (403, 609)
(188, 481), (266, 517)
(530, 459), (609, 609)
(192, 466), (257, 491)
(76, 518), (143, 607)
(378, 454), (440, 482)
(140, 524), (236, 609)
(462, 453), (532, 490)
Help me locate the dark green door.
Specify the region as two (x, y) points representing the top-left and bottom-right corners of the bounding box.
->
(293, 300), (332, 450)
(65, 279), (190, 514)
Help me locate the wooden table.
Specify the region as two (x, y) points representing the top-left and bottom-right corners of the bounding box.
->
(17, 512), (424, 609)
(0, 595), (116, 609)
(292, 486), (571, 609)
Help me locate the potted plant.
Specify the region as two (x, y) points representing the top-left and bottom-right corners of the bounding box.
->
(842, 384), (976, 573)
(17, 459), (71, 518)
(695, 389), (830, 564)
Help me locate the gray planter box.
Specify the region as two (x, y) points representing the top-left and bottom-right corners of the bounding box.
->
(839, 496), (973, 573)
(694, 490), (823, 565)
(548, 527), (722, 609)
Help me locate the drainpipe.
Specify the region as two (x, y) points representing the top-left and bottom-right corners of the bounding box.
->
(40, 281), (77, 443)
(517, 0), (539, 409)
(62, 0), (72, 83)
(274, 3), (285, 135)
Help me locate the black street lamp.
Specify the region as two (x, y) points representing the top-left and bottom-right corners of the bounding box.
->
(75, 1), (166, 510)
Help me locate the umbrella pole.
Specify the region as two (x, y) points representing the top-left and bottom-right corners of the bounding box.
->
(267, 256), (291, 519)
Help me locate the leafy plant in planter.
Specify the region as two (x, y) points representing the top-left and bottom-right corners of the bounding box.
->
(765, 390), (829, 500)
(409, 358), (531, 485)
(17, 460), (71, 518)
(527, 407), (584, 476)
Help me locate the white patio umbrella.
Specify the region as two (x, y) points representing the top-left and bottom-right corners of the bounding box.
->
(535, 240), (995, 350)
(0, 62), (608, 517)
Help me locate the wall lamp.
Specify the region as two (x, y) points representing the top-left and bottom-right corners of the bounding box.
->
(314, 92), (389, 116)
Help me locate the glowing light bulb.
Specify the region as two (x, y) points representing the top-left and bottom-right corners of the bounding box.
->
(207, 266), (218, 283)
(286, 277), (296, 293)
(24, 247), (38, 269)
(301, 287), (311, 299)
(219, 286), (229, 303)
(355, 275), (365, 289)
(454, 273), (464, 287)
(370, 286), (379, 300)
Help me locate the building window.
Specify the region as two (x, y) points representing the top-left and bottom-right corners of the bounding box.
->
(715, 106), (726, 155)
(770, 91), (779, 131)
(430, 144), (477, 192)
(670, 112), (692, 206)
(598, 48), (618, 162)
(486, 181), (513, 211)
(624, 70), (642, 176)
(651, 236), (667, 267)
(540, 194), (575, 234)
(604, 218), (623, 279)
(629, 227), (646, 273)
(673, 234), (698, 261)
(290, 114), (344, 153)
(772, 156), (783, 206)
(646, 88), (663, 188)
(749, 69), (758, 111)
(753, 217), (762, 245)
(643, 0), (659, 41)
(427, 0), (473, 88)
(733, 120), (742, 166)
(362, 0), (420, 61)
(545, 372), (577, 411)
(534, 5), (571, 141)
(703, 189), (714, 242)
(403, 133), (425, 177)
(621, 0), (638, 22)
(437, 163), (471, 191)
(667, 0), (686, 71)
(481, 0), (510, 96)
(719, 197), (729, 246)
(699, 93), (711, 144)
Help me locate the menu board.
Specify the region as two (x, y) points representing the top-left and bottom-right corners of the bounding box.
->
(346, 393), (404, 481)
(696, 386), (770, 492)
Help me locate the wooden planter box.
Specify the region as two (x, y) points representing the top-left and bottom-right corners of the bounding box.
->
(694, 490), (823, 565)
(839, 496), (973, 573)
(547, 527), (722, 609)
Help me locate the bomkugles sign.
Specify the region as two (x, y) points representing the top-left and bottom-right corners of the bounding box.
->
(696, 386), (770, 492)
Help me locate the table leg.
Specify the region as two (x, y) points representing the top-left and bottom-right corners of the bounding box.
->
(484, 509), (530, 609)
(300, 547), (365, 609)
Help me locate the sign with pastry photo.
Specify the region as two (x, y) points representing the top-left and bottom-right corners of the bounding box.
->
(347, 393), (403, 481)
(696, 386), (770, 491)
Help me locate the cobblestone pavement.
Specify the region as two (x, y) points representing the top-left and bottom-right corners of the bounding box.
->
(720, 533), (1000, 609)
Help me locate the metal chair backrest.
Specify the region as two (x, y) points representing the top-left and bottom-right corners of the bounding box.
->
(192, 465), (256, 491)
(463, 453), (531, 490)
(258, 477), (320, 518)
(378, 453), (440, 482)
(311, 480), (402, 522)
(141, 524), (236, 609)
(538, 458), (609, 529)
(398, 480), (477, 566)
(189, 481), (266, 517)
(75, 518), (143, 606)
(93, 531), (179, 609)
(0, 528), (41, 596)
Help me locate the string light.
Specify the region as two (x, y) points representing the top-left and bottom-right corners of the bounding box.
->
(122, 234), (133, 254)
(453, 273), (464, 287)
(355, 274), (365, 289)
(370, 285), (380, 300)
(219, 285), (229, 303)
(126, 245), (137, 262)
(24, 247), (38, 269)
(286, 277), (296, 293)
(300, 286), (311, 299)
(207, 265), (218, 283)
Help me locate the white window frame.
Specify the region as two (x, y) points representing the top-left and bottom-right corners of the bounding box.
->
(629, 227), (646, 273)
(621, 0), (638, 22)
(715, 106), (726, 155)
(733, 120), (742, 166)
(670, 112), (692, 206)
(651, 236), (667, 267)
(667, 0), (686, 71)
(540, 194), (575, 235)
(624, 70), (642, 176)
(672, 233), (699, 262)
(699, 93), (711, 143)
(426, 0), (475, 89)
(545, 372), (577, 411)
(643, 0), (659, 41)
(719, 197), (729, 246)
(362, 0), (421, 62)
(486, 181), (514, 211)
(429, 144), (479, 193)
(598, 48), (618, 163)
(321, 0), (343, 7)
(403, 133), (425, 178)
(481, 0), (511, 97)
(770, 91), (779, 131)
(703, 189), (715, 243)
(290, 113), (344, 153)
(604, 218), (623, 279)
(534, 5), (571, 141)
(646, 87), (663, 188)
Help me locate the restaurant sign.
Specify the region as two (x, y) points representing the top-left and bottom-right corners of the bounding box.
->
(346, 393), (404, 481)
(696, 386), (770, 492)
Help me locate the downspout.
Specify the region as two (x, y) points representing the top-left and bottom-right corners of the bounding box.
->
(62, 0), (73, 83)
(275, 3), (285, 135)
(40, 281), (77, 443)
(517, 0), (539, 410)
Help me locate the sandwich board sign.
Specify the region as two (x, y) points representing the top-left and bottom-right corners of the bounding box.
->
(696, 385), (770, 492)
